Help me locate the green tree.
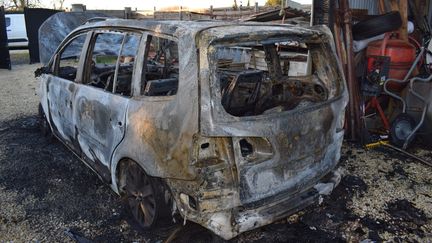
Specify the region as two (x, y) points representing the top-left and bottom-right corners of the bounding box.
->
(266, 0), (282, 6)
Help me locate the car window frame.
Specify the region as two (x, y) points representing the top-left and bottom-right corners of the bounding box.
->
(82, 28), (143, 98)
(50, 27), (180, 100)
(137, 31), (179, 98)
(52, 31), (92, 83)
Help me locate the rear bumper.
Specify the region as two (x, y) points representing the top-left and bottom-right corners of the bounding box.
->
(203, 168), (343, 240)
(176, 130), (345, 240)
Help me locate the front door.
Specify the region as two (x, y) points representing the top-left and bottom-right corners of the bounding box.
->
(45, 32), (89, 149)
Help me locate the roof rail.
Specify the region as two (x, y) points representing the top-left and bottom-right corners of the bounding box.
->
(82, 17), (113, 25)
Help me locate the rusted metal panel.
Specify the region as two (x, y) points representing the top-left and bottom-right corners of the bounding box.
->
(349, 0), (379, 15)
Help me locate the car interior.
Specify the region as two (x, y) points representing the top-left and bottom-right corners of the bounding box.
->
(215, 41), (330, 117)
(142, 35), (179, 96)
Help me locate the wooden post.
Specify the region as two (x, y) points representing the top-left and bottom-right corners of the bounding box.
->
(378, 0), (386, 14)
(398, 0), (408, 41)
(389, 0), (399, 11)
(340, 0), (361, 141)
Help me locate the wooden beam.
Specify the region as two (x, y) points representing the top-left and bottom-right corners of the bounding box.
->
(378, 0), (386, 14)
(389, 0), (399, 12)
(398, 0), (408, 41)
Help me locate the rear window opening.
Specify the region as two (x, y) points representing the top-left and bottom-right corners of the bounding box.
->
(213, 39), (340, 117)
(142, 36), (179, 96)
(87, 32), (141, 97)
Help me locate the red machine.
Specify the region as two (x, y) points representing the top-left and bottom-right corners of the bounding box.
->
(366, 36), (416, 91)
(365, 34), (417, 132)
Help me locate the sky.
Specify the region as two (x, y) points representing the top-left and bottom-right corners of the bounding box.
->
(41, 0), (312, 11)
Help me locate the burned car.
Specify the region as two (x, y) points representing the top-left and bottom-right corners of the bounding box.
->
(37, 19), (348, 240)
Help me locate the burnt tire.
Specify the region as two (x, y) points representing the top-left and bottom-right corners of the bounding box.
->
(352, 11), (402, 40)
(390, 113), (416, 148)
(38, 103), (53, 139)
(122, 161), (172, 229)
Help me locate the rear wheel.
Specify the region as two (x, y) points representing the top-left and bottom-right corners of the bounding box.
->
(122, 160), (171, 229)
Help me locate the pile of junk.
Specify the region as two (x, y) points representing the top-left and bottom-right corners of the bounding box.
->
(314, 0), (432, 166)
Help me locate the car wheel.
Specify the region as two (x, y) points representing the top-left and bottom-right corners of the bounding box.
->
(352, 11), (402, 40)
(38, 103), (52, 138)
(390, 113), (416, 148)
(122, 161), (171, 229)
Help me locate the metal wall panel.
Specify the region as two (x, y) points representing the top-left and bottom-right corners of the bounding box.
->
(0, 6), (11, 70)
(24, 8), (60, 63)
(349, 0), (379, 15)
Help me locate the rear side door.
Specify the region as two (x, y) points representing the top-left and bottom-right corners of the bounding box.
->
(44, 31), (90, 149)
(73, 30), (142, 179)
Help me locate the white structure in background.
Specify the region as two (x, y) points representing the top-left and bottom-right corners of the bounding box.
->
(286, 0), (303, 10)
(5, 14), (28, 48)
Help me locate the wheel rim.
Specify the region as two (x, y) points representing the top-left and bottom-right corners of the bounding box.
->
(125, 164), (156, 228)
(394, 120), (413, 141)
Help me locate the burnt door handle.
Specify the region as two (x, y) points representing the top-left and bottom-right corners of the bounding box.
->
(117, 121), (123, 127)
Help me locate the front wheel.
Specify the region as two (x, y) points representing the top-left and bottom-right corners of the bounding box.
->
(38, 103), (52, 138)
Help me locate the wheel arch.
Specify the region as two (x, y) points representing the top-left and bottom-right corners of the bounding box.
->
(110, 153), (163, 195)
(112, 157), (132, 195)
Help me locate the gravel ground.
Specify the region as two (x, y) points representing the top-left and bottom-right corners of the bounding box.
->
(0, 52), (431, 242)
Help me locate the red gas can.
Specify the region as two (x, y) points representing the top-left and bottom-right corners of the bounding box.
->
(366, 37), (416, 91)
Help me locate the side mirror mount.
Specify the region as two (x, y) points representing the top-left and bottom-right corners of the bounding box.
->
(35, 54), (58, 77)
(34, 66), (51, 77)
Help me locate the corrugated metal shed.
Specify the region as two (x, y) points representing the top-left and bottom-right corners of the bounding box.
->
(349, 0), (379, 15)
(286, 0), (303, 10)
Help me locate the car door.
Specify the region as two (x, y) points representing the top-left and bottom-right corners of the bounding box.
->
(44, 31), (90, 150)
(73, 30), (142, 178)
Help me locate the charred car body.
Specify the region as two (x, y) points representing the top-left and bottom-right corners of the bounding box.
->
(37, 19), (348, 239)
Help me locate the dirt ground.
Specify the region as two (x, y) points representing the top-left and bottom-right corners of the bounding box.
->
(0, 51), (431, 242)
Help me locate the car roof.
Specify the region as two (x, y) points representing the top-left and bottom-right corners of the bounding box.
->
(74, 19), (323, 40)
(76, 19), (232, 36)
